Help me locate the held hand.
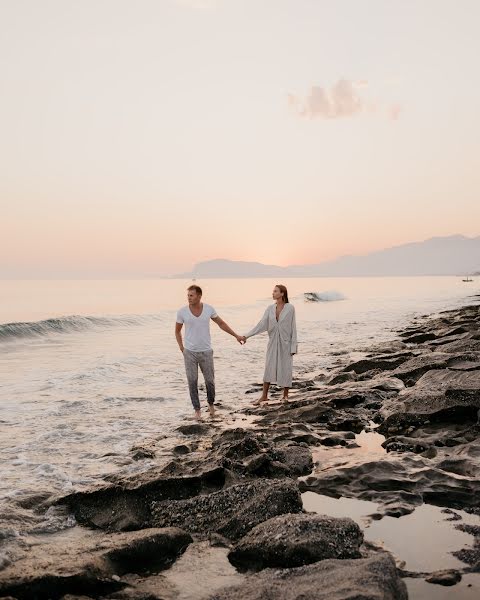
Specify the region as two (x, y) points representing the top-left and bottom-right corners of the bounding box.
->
(236, 335), (246, 345)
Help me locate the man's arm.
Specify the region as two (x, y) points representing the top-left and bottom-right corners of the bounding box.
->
(211, 316), (244, 344)
(175, 322), (184, 352)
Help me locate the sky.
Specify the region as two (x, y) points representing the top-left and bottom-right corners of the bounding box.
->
(1, 0), (480, 277)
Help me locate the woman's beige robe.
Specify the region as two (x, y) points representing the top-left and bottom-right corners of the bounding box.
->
(245, 303), (297, 388)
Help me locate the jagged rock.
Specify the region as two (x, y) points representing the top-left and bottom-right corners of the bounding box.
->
(402, 332), (437, 343)
(209, 553), (407, 600)
(326, 412), (368, 433)
(382, 436), (430, 454)
(380, 369), (480, 432)
(327, 372), (357, 385)
(391, 352), (450, 383)
(51, 465), (226, 531)
(172, 444), (191, 455)
(302, 445), (480, 513)
(342, 355), (409, 374)
(228, 513), (363, 571)
(425, 569), (462, 586)
(372, 377), (405, 392)
(150, 479), (303, 541)
(176, 423), (211, 435)
(259, 402), (333, 425)
(0, 528), (192, 600)
(131, 448), (155, 461)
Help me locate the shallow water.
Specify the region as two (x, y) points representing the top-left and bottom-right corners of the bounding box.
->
(303, 491), (480, 571)
(1, 276), (479, 538)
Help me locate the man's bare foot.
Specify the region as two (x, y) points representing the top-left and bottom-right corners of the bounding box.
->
(208, 404), (215, 417)
(281, 396), (289, 403)
(194, 409), (202, 421)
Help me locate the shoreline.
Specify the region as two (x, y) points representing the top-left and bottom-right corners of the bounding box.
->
(1, 299), (480, 599)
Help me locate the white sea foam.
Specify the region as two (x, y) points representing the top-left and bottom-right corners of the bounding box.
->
(303, 290), (346, 302)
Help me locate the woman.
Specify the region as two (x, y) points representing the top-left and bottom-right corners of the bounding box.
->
(243, 284), (297, 404)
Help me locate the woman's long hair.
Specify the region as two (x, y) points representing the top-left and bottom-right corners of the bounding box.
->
(275, 284), (289, 303)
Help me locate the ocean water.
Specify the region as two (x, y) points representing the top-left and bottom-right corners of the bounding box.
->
(1, 276), (479, 534)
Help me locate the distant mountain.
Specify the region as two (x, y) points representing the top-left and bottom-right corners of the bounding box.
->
(174, 235), (480, 278)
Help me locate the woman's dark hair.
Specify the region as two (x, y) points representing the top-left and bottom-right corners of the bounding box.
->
(275, 284), (289, 303)
(187, 284), (203, 296)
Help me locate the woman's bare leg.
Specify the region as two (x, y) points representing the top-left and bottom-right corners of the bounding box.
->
(282, 387), (289, 402)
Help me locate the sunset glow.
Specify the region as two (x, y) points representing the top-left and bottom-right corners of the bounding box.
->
(1, 0), (479, 277)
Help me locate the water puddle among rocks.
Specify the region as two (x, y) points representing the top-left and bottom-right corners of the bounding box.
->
(303, 425), (386, 475)
(303, 491), (480, 598)
(159, 541), (244, 600)
(404, 574), (480, 599)
(119, 541), (244, 600)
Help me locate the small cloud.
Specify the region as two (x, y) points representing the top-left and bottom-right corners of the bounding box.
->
(292, 79), (363, 119)
(289, 79), (401, 122)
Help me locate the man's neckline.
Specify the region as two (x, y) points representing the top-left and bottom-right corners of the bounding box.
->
(189, 303), (204, 318)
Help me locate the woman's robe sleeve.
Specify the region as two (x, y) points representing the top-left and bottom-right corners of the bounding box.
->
(245, 308), (269, 338)
(290, 306), (298, 354)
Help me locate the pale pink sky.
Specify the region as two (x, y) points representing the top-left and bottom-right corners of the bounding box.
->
(1, 0), (479, 277)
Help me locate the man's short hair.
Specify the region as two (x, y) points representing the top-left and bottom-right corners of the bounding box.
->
(187, 284), (202, 296)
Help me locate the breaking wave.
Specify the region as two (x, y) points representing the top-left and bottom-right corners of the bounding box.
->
(0, 314), (162, 342)
(304, 291), (346, 302)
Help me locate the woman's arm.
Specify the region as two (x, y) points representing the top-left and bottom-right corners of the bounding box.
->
(244, 307), (269, 339)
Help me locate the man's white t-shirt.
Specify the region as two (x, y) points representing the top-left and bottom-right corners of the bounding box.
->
(176, 303), (218, 352)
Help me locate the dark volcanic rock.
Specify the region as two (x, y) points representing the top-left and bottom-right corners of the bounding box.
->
(150, 479), (303, 541)
(0, 527), (192, 600)
(104, 528), (192, 574)
(425, 569), (462, 586)
(402, 332), (437, 344)
(52, 465), (226, 531)
(51, 429), (313, 532)
(382, 436), (430, 454)
(300, 448), (480, 515)
(342, 355), (410, 374)
(258, 402), (333, 425)
(176, 423), (211, 435)
(326, 372), (357, 385)
(380, 369), (480, 433)
(209, 553), (407, 600)
(440, 338), (480, 353)
(209, 429), (313, 478)
(452, 524), (480, 569)
(391, 352), (450, 383)
(228, 513), (363, 571)
(372, 377), (405, 392)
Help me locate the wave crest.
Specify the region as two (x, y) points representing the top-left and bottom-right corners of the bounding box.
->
(0, 314), (161, 341)
(304, 291), (346, 302)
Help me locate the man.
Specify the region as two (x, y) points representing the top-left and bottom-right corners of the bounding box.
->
(175, 285), (244, 420)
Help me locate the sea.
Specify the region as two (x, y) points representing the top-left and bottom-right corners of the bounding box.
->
(1, 276), (479, 540)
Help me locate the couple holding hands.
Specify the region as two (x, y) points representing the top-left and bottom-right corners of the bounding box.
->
(175, 284), (297, 419)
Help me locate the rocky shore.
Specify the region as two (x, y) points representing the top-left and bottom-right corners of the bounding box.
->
(1, 300), (480, 599)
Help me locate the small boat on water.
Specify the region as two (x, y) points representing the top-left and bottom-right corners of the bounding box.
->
(462, 277), (473, 282)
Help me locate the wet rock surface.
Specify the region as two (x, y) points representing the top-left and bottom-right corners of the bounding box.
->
(0, 527), (192, 599)
(209, 553), (408, 600)
(228, 512), (363, 571)
(150, 479), (303, 540)
(425, 569), (463, 586)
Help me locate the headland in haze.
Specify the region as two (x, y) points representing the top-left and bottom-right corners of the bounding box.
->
(174, 234), (480, 279)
